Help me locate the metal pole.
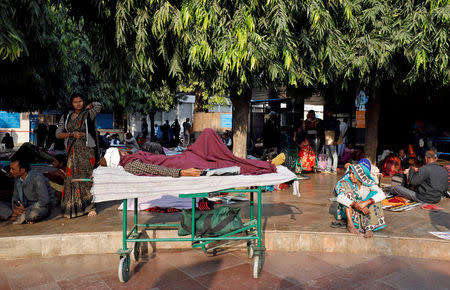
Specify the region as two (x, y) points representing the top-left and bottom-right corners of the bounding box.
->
(257, 187), (262, 247)
(134, 198), (138, 234)
(122, 199), (128, 250)
(191, 197), (196, 241)
(250, 191), (254, 221)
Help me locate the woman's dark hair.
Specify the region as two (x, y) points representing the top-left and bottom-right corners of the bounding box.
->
(54, 154), (67, 167)
(70, 93), (84, 103)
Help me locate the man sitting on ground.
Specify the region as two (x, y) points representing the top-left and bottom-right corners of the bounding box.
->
(394, 149), (448, 204)
(0, 159), (53, 224)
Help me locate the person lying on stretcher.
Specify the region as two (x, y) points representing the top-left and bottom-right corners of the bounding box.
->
(98, 148), (202, 177)
(97, 128), (286, 178)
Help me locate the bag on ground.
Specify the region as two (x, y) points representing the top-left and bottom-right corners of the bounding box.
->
(318, 148), (328, 171)
(178, 206), (244, 237)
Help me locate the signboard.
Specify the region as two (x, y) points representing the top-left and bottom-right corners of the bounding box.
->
(0, 111), (20, 128)
(220, 113), (232, 128)
(96, 114), (114, 129)
(356, 110), (366, 129)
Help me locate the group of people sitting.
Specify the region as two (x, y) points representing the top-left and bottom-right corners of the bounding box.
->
(99, 132), (140, 151)
(377, 145), (419, 177)
(334, 149), (448, 238)
(0, 123), (284, 225)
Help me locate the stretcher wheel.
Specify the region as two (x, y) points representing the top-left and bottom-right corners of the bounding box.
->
(253, 254), (260, 278)
(133, 242), (141, 262)
(118, 256), (130, 283)
(247, 243), (255, 259)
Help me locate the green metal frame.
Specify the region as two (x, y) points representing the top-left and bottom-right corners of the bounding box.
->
(117, 187), (265, 257)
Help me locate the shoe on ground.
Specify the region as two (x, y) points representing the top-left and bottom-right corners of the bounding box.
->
(330, 221), (347, 229)
(12, 213), (26, 225)
(322, 170), (331, 174)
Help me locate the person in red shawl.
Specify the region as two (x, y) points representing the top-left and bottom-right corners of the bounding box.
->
(297, 139), (317, 172)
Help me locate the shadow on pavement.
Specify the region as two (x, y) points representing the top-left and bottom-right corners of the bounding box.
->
(429, 210), (450, 231)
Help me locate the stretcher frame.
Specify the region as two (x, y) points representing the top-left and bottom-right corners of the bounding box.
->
(116, 186), (266, 282)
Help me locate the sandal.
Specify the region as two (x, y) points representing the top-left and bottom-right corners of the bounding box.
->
(330, 221), (347, 229)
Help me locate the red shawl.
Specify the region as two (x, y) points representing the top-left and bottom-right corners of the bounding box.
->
(119, 128), (276, 175)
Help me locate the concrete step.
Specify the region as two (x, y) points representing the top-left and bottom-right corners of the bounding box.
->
(1, 230), (449, 261)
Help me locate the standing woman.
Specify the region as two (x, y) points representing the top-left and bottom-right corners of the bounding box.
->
(56, 94), (101, 218)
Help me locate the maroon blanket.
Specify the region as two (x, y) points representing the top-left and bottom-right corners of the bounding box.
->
(119, 128), (276, 175)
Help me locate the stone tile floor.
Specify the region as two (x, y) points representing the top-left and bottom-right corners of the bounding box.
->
(0, 250), (449, 289)
(0, 170), (448, 241)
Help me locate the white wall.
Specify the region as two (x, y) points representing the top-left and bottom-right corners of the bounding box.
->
(0, 112), (31, 146)
(127, 95), (233, 137)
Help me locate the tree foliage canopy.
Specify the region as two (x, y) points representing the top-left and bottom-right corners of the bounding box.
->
(0, 0), (448, 116)
(0, 1), (106, 111)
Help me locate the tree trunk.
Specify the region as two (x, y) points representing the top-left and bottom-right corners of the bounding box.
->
(193, 89), (207, 112)
(364, 91), (381, 164)
(230, 89), (252, 159)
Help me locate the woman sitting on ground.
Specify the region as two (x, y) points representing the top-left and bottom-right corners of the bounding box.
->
(335, 163), (386, 238)
(297, 139), (317, 172)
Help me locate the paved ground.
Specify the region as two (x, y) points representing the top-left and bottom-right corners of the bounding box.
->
(0, 250), (449, 289)
(0, 170), (449, 241)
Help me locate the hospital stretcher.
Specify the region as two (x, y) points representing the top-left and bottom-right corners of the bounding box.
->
(91, 165), (298, 282)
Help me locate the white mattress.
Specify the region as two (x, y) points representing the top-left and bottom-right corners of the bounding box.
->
(92, 165), (299, 203)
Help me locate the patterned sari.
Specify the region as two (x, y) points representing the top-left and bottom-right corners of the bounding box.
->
(336, 180), (386, 232)
(61, 111), (96, 218)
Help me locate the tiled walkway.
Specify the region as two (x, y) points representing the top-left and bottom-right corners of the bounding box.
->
(1, 250), (449, 289)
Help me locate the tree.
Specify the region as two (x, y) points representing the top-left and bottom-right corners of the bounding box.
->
(62, 0), (449, 161)
(63, 1), (303, 157)
(172, 1), (304, 157)
(0, 1), (108, 112)
(64, 0), (181, 127)
(0, 0), (63, 111)
(0, 0), (28, 61)
(302, 0), (449, 162)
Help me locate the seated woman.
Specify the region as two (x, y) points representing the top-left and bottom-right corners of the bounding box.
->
(381, 154), (402, 176)
(335, 158), (372, 194)
(335, 163), (386, 238)
(297, 139), (317, 172)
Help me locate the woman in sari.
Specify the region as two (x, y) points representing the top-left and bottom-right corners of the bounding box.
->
(297, 139), (317, 172)
(334, 159), (372, 195)
(335, 163), (386, 238)
(56, 94), (101, 218)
